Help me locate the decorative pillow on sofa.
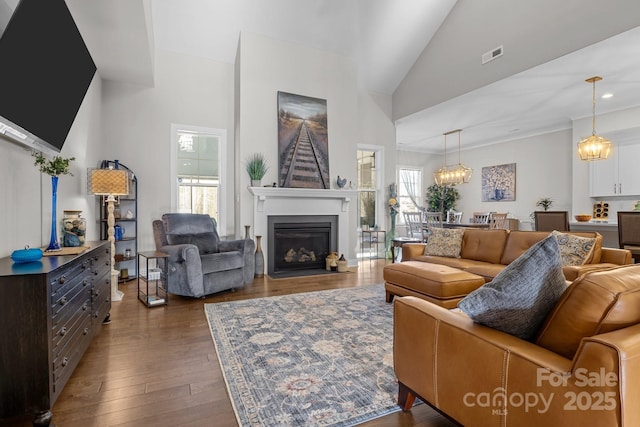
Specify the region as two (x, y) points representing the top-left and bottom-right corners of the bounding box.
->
(458, 235), (567, 340)
(551, 230), (596, 266)
(167, 232), (219, 254)
(424, 228), (465, 258)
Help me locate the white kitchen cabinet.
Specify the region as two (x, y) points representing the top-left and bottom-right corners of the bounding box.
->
(589, 144), (640, 197)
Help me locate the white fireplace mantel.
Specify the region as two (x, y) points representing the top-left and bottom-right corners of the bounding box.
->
(248, 187), (359, 268)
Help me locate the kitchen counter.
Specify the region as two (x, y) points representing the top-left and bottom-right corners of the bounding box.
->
(570, 221), (618, 247)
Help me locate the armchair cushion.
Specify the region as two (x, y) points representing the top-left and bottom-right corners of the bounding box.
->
(458, 234), (567, 340)
(201, 251), (244, 274)
(167, 232), (219, 254)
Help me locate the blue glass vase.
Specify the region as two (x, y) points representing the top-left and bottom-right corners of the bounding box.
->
(46, 176), (61, 251)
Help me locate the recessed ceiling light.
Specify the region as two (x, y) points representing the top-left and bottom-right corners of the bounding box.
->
(602, 93), (613, 99)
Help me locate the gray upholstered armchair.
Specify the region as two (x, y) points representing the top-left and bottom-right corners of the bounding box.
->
(152, 213), (255, 298)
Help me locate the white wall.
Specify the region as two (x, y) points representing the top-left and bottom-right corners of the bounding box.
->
(398, 129), (573, 228)
(236, 32), (360, 260)
(101, 49), (235, 252)
(0, 75), (103, 258)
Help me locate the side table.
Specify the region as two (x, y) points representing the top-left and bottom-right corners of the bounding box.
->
(361, 229), (386, 261)
(391, 236), (422, 263)
(137, 251), (169, 307)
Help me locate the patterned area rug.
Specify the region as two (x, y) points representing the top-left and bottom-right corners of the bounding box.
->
(204, 284), (400, 426)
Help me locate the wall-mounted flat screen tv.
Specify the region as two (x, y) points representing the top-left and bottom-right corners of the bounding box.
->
(0, 0), (96, 154)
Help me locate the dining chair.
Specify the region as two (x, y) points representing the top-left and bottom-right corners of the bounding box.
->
(404, 211), (426, 241)
(617, 211), (640, 263)
(422, 212), (443, 240)
(446, 210), (463, 224)
(472, 212), (491, 224)
(490, 212), (508, 229)
(534, 211), (570, 232)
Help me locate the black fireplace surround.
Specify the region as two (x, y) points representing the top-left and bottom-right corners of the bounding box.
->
(268, 215), (338, 277)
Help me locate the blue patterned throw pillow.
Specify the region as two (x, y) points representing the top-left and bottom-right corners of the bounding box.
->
(458, 235), (567, 340)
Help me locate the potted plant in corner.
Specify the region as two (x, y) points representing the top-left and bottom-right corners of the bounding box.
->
(245, 153), (268, 187)
(32, 151), (75, 251)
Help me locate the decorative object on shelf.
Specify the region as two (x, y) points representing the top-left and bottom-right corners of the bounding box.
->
(575, 214), (592, 222)
(336, 176), (347, 188)
(88, 166), (130, 301)
(244, 225), (251, 239)
(125, 248), (132, 258)
(125, 209), (134, 219)
(32, 151), (76, 252)
(434, 129), (472, 185)
(62, 210), (86, 247)
(114, 224), (125, 241)
(577, 76), (612, 161)
(245, 153), (268, 187)
(481, 163), (516, 202)
(254, 235), (264, 278)
(10, 245), (43, 263)
(634, 201), (640, 211)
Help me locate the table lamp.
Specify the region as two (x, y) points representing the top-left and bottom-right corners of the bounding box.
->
(88, 167), (130, 301)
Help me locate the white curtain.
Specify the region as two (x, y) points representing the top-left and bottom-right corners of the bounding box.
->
(400, 169), (423, 210)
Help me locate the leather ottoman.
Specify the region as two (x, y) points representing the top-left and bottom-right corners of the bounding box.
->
(383, 261), (486, 308)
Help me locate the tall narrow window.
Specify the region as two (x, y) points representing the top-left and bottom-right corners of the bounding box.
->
(172, 125), (227, 232)
(357, 150), (377, 228)
(398, 167), (423, 223)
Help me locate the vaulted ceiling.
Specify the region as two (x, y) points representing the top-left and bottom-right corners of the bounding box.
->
(65, 0), (640, 153)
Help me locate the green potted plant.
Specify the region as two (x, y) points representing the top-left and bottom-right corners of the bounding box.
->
(426, 183), (460, 217)
(245, 153), (268, 187)
(536, 197), (553, 211)
(32, 151), (75, 251)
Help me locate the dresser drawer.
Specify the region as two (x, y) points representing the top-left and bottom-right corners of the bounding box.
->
(51, 296), (91, 357)
(52, 315), (92, 394)
(49, 256), (91, 294)
(51, 275), (91, 319)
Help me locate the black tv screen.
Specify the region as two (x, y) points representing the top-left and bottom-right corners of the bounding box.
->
(0, 0), (96, 153)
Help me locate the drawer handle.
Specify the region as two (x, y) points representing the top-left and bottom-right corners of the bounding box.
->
(59, 276), (66, 284)
(59, 327), (67, 336)
(60, 297), (67, 306)
(105, 296), (111, 303)
(82, 303), (88, 311)
(83, 327), (89, 335)
(83, 279), (89, 286)
(62, 357), (69, 367)
(94, 289), (100, 297)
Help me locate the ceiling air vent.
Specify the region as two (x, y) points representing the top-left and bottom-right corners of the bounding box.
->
(482, 45), (503, 64)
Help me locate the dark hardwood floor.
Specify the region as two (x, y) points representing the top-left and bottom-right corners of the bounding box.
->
(3, 259), (456, 427)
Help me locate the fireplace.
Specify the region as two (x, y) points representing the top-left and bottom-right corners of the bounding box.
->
(268, 215), (338, 277)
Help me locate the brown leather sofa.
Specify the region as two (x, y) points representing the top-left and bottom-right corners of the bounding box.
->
(384, 230), (632, 307)
(393, 264), (640, 426)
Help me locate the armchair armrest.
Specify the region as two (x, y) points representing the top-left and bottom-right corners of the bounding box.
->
(600, 247), (632, 265)
(159, 243), (205, 297)
(401, 243), (426, 260)
(219, 238), (256, 283)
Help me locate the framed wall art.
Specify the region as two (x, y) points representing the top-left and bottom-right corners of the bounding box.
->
(481, 163), (516, 202)
(277, 91), (330, 189)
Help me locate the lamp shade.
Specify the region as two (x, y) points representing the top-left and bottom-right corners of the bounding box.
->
(88, 168), (130, 196)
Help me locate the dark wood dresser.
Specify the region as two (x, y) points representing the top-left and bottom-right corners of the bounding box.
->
(0, 241), (111, 425)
